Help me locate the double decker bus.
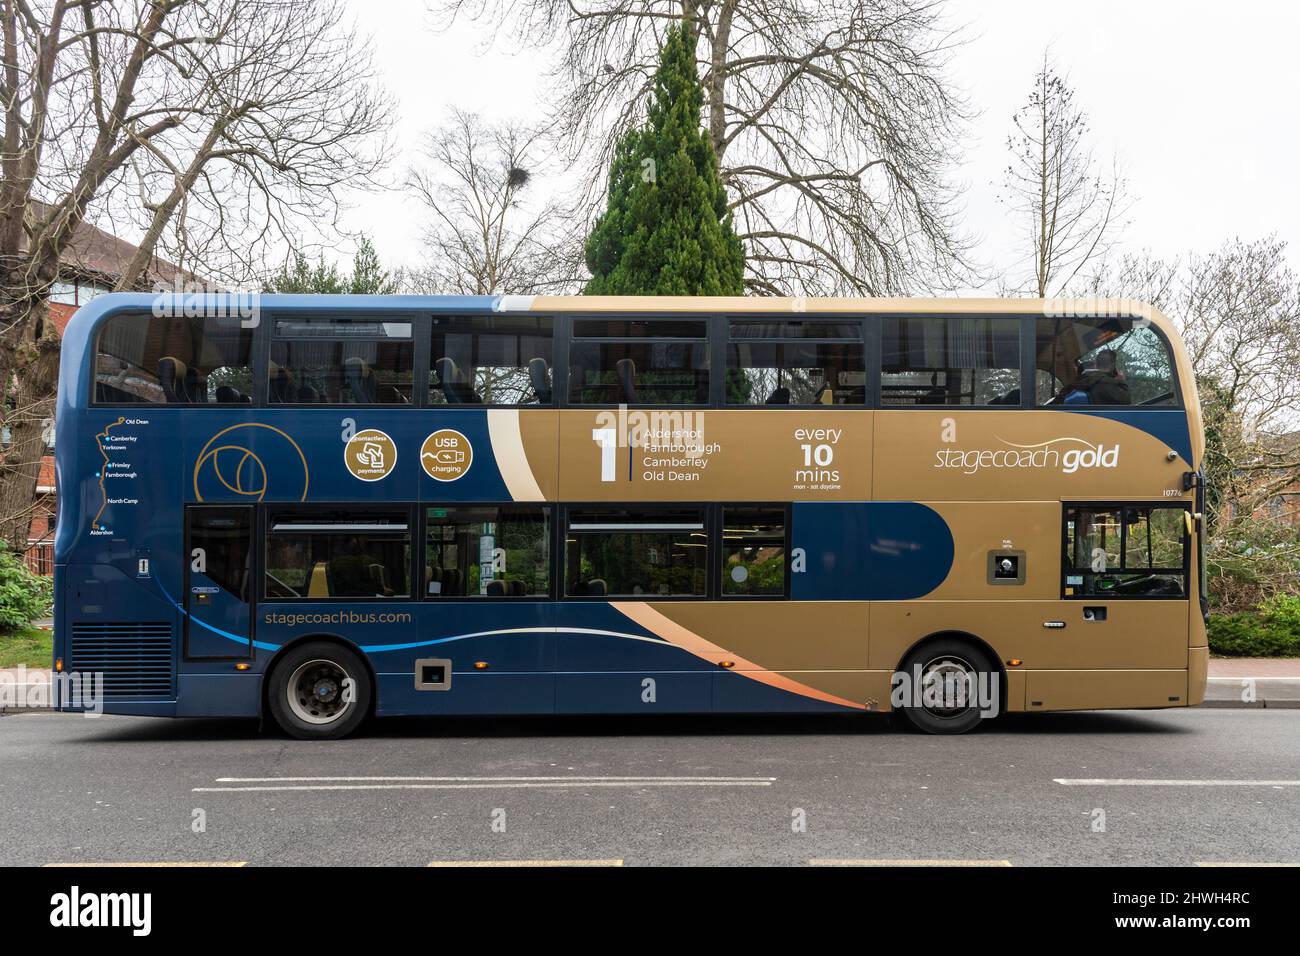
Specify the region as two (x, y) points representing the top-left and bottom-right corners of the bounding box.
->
(53, 293), (1207, 738)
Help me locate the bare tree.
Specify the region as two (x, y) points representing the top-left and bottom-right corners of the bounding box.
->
(1179, 241), (1300, 517)
(407, 108), (584, 296)
(0, 0), (391, 548)
(431, 0), (973, 296)
(1079, 239), (1300, 608)
(1001, 53), (1127, 297)
(110, 0), (393, 290)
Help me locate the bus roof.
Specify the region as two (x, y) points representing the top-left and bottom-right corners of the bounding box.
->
(65, 292), (1181, 337)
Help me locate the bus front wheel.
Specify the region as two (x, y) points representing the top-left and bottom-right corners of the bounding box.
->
(267, 641), (371, 740)
(895, 638), (999, 735)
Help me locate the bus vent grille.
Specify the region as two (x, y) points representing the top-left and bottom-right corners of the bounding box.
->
(69, 623), (174, 699)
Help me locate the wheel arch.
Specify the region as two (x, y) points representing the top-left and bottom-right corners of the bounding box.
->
(894, 629), (1009, 698)
(260, 632), (379, 720)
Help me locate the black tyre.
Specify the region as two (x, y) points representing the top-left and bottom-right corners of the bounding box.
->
(267, 641), (371, 740)
(895, 638), (1000, 735)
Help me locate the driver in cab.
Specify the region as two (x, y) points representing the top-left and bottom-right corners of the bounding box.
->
(1057, 349), (1131, 405)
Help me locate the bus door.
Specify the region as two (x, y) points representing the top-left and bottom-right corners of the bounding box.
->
(1024, 502), (1191, 710)
(185, 506), (255, 659)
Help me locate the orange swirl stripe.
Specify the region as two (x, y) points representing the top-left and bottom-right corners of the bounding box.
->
(613, 602), (867, 710)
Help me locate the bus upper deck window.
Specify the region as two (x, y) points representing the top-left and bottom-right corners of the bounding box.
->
(880, 316), (1020, 407)
(429, 315), (554, 406)
(270, 318), (414, 405)
(726, 319), (865, 406)
(93, 313), (253, 405)
(568, 319), (709, 406)
(1036, 318), (1177, 407)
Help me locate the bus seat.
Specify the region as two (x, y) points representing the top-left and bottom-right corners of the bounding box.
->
(587, 578), (607, 596)
(528, 357), (552, 403)
(157, 357), (190, 403)
(215, 385), (243, 404)
(485, 580), (508, 596)
(615, 358), (638, 403)
(368, 562), (389, 595)
(343, 357), (377, 403)
(436, 357), (482, 404)
(1063, 390), (1090, 404)
(307, 561), (330, 598)
(268, 362), (296, 403)
(440, 568), (462, 596)
(509, 580), (526, 596)
(765, 386), (791, 405)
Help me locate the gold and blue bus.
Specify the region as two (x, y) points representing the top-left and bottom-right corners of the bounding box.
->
(52, 293), (1208, 737)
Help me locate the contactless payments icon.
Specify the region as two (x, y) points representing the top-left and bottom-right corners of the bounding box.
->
(345, 428), (397, 481)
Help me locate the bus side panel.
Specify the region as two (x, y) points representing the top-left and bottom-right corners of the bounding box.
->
(1188, 645), (1208, 706)
(1024, 669), (1189, 712)
(364, 600), (553, 716)
(869, 601), (1191, 673)
(712, 670), (881, 713)
(377, 674), (557, 716)
(60, 562), (181, 715)
(552, 601), (713, 714)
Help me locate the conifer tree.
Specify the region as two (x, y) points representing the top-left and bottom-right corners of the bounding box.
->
(584, 22), (744, 295)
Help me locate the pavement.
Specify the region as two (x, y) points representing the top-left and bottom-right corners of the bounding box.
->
(1200, 658), (1300, 708)
(0, 708), (1296, 866)
(4, 658), (1298, 712)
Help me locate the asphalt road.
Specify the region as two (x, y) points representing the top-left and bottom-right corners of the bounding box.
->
(0, 709), (1297, 866)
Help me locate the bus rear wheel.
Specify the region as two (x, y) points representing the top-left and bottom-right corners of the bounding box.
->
(895, 638), (999, 735)
(267, 641), (371, 740)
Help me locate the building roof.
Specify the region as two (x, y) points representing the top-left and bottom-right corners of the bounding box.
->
(26, 200), (184, 289)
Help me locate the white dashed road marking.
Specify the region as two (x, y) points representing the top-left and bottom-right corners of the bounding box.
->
(1054, 779), (1300, 786)
(195, 774), (775, 793)
(428, 859), (624, 867)
(808, 859), (1012, 867)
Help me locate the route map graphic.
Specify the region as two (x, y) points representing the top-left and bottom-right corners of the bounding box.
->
(92, 416), (127, 530)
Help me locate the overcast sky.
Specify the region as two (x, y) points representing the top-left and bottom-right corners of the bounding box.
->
(335, 0), (1300, 291)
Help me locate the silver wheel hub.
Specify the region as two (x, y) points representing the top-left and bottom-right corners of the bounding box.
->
(919, 655), (978, 719)
(287, 659), (352, 725)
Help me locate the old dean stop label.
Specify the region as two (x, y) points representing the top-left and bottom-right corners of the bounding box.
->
(421, 429), (473, 481)
(344, 428), (397, 481)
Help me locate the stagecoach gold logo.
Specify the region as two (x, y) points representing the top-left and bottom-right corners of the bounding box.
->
(345, 428), (397, 481)
(935, 436), (1120, 476)
(421, 429), (473, 481)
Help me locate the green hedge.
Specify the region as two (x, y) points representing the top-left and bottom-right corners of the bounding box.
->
(0, 544), (52, 633)
(1208, 595), (1300, 657)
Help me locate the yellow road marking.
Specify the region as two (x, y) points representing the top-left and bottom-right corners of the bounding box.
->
(427, 859), (624, 867)
(808, 858), (1012, 867)
(44, 861), (248, 867)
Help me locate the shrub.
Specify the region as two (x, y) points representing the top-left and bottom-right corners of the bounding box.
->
(1208, 595), (1300, 657)
(0, 544), (52, 632)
